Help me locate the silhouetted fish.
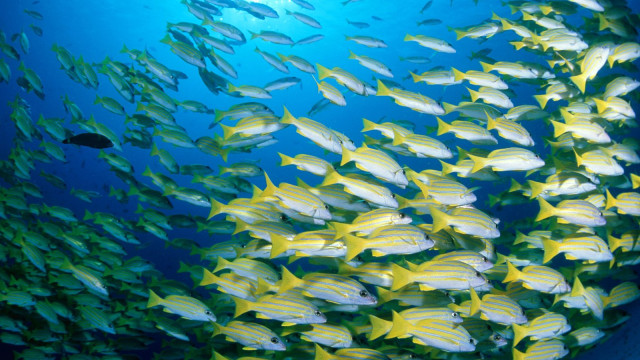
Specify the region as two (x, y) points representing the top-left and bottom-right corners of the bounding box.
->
(62, 133), (113, 149)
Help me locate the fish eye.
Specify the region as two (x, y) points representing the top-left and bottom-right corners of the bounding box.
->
(401, 169), (406, 174)
(240, 243), (247, 248)
(452, 312), (459, 317)
(314, 310), (322, 316)
(392, 194), (396, 198)
(400, 213), (406, 218)
(494, 335), (502, 341)
(475, 271), (482, 277)
(270, 337), (279, 344)
(324, 205), (329, 209)
(598, 211), (603, 216)
(482, 256), (488, 262)
(521, 309), (525, 315)
(359, 290), (369, 297)
(563, 345), (568, 351)
(469, 338), (475, 344)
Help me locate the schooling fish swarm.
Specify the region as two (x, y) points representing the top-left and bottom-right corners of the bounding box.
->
(1, 0), (640, 359)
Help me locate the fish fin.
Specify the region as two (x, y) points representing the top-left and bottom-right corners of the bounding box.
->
(375, 79), (391, 96)
(429, 206), (450, 233)
(385, 310), (412, 339)
(344, 234), (366, 261)
(278, 266), (304, 294)
(469, 287), (482, 316)
(605, 189), (616, 210)
(535, 197), (555, 222)
(270, 233), (291, 258)
(146, 289), (162, 308)
(314, 343), (332, 360)
(232, 296), (254, 317)
(502, 261), (521, 283)
(280, 106), (296, 125)
(436, 117), (450, 136)
(199, 268), (219, 287)
(208, 197), (225, 220)
(512, 323), (527, 347)
(278, 152), (294, 166)
(368, 314), (393, 340)
(316, 63), (331, 80)
(570, 72), (588, 93)
(340, 145), (355, 166)
(329, 221), (351, 240)
(542, 238), (561, 264)
(212, 256), (230, 274)
(376, 286), (393, 304)
(390, 263), (414, 291)
(467, 153), (487, 173)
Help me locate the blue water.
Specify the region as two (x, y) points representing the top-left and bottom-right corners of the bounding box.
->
(1, 0), (640, 359)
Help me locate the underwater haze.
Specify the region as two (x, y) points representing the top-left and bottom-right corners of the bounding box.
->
(1, 0), (640, 359)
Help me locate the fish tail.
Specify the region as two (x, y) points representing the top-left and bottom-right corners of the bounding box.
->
(550, 120), (567, 138)
(270, 233), (291, 258)
(280, 106), (296, 125)
(533, 94), (549, 109)
(344, 234), (366, 261)
(385, 310), (412, 339)
(402, 34), (413, 42)
(429, 205), (450, 233)
(390, 263), (414, 291)
(511, 323), (527, 347)
(375, 79), (391, 96)
(376, 286), (393, 304)
(361, 118), (377, 132)
(570, 276), (585, 298)
(261, 172), (277, 198)
(593, 97), (608, 114)
(527, 180), (546, 199)
(439, 160), (454, 175)
(340, 144), (355, 166)
(467, 87), (480, 102)
(441, 102), (456, 114)
(605, 189), (616, 210)
(199, 268), (219, 287)
(278, 152), (294, 166)
(277, 266), (303, 294)
(535, 197), (555, 221)
(256, 278), (273, 295)
(395, 194), (410, 209)
(211, 322), (225, 338)
(212, 256), (230, 274)
(569, 72), (588, 93)
(320, 169), (342, 188)
(391, 129), (405, 146)
(502, 261), (521, 283)
(469, 287), (482, 316)
(316, 63), (331, 80)
(607, 232), (621, 252)
(314, 343), (332, 360)
(208, 197), (225, 220)
(509, 178), (522, 193)
(146, 289), (162, 308)
(219, 123), (234, 140)
(451, 67), (465, 82)
(368, 314), (393, 340)
(573, 148), (583, 168)
(467, 153), (487, 174)
(436, 117), (450, 136)
(232, 296), (254, 317)
(329, 221), (351, 240)
(542, 238), (561, 264)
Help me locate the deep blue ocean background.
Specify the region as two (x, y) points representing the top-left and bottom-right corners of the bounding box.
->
(1, 0), (639, 359)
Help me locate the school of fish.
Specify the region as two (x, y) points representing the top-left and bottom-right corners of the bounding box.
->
(1, 0), (640, 359)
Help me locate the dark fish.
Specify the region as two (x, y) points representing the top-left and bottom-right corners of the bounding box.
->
(63, 133), (114, 149)
(420, 0), (432, 13)
(417, 18), (442, 26)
